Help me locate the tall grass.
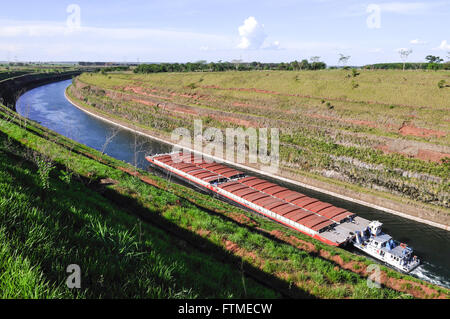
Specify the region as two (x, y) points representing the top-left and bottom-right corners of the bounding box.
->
(0, 229), (64, 298)
(0, 126), (278, 298)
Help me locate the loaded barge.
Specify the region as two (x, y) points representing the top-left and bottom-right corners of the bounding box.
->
(146, 152), (420, 272)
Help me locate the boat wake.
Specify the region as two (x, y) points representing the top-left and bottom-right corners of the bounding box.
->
(410, 263), (450, 289)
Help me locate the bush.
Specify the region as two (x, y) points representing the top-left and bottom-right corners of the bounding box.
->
(34, 154), (54, 190)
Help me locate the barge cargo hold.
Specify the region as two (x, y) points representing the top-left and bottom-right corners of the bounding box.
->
(146, 152), (420, 271)
(146, 152), (370, 246)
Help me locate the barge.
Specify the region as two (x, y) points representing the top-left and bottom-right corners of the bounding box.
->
(146, 152), (420, 272)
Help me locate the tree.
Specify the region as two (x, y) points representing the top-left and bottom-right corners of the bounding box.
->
(101, 127), (120, 154)
(309, 56), (320, 63)
(290, 60), (300, 71)
(425, 55), (444, 71)
(231, 59), (242, 70)
(299, 59), (310, 70)
(278, 62), (287, 70)
(398, 49), (412, 71)
(425, 55), (443, 64)
(338, 54), (351, 67)
(310, 61), (326, 70)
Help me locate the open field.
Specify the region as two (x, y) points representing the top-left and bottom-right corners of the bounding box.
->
(71, 70), (450, 226)
(1, 71), (449, 298)
(77, 69), (450, 145)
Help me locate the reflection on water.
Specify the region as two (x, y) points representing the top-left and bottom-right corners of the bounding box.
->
(16, 79), (450, 289)
(16, 80), (172, 168)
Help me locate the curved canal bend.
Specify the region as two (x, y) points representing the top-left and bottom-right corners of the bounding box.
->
(16, 79), (450, 289)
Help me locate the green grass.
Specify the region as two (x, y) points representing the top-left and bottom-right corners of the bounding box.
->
(0, 231), (63, 298)
(0, 71), (31, 81)
(0, 141), (283, 299)
(0, 112), (280, 299)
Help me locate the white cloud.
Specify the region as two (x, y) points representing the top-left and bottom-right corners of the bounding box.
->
(0, 23), (68, 37)
(0, 20), (228, 42)
(410, 39), (427, 45)
(0, 19), (234, 62)
(237, 16), (267, 49)
(433, 40), (450, 50)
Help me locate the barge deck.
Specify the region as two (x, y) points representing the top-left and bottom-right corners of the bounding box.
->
(146, 152), (372, 246)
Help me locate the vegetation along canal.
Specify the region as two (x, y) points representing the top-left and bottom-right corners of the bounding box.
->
(16, 79), (450, 288)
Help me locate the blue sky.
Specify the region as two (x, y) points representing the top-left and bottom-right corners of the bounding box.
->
(0, 0), (449, 65)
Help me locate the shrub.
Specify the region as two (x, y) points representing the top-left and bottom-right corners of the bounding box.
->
(34, 154), (54, 190)
(59, 170), (73, 185)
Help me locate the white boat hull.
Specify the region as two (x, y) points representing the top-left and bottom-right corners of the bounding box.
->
(354, 243), (420, 273)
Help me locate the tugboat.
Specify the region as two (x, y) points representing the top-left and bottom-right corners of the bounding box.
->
(353, 220), (420, 272)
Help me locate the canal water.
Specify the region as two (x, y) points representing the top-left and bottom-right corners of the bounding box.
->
(16, 79), (450, 288)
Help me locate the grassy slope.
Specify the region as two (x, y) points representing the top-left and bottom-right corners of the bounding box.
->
(0, 113), (278, 299)
(0, 135), (284, 299)
(1, 97), (448, 298)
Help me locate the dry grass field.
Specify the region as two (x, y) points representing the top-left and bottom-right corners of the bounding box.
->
(80, 69), (450, 141)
